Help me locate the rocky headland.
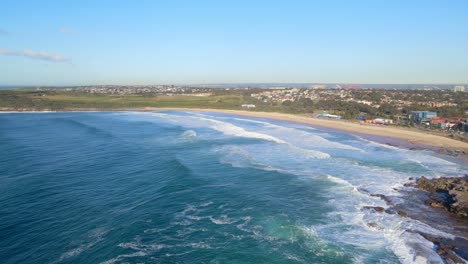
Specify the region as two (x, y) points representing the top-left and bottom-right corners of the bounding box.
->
(413, 175), (468, 218)
(361, 175), (468, 263)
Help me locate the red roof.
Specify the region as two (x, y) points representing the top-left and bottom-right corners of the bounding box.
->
(430, 117), (447, 124)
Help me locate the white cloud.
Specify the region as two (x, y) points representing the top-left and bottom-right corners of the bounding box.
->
(0, 49), (70, 62)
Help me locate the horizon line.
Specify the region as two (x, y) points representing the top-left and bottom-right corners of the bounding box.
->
(1, 82), (467, 87)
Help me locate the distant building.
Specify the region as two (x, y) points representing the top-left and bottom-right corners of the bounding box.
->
(430, 102), (454, 107)
(241, 104), (256, 109)
(356, 115), (367, 121)
(336, 84), (359, 90)
(396, 116), (410, 125)
(311, 84), (326, 89)
(409, 111), (437, 124)
(454, 86), (465, 92)
(314, 113), (342, 119)
(372, 118), (393, 125)
(430, 117), (448, 129)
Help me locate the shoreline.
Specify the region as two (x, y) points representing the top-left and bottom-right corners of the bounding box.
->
(2, 107), (467, 151)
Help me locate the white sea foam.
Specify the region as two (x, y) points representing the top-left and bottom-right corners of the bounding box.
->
(229, 148), (459, 263)
(230, 117), (285, 127)
(307, 206), (451, 264)
(179, 130), (197, 141)
(227, 115), (362, 151)
(184, 242), (213, 249)
(152, 112), (354, 152)
(118, 242), (145, 250)
(354, 135), (462, 177)
(284, 253), (304, 262)
(389, 231), (444, 264)
(146, 111), (467, 262)
(151, 112), (350, 160)
(288, 145), (331, 159)
(100, 251), (148, 264)
(152, 113), (287, 143)
(200, 201), (213, 207)
(216, 145), (329, 172)
(186, 215), (203, 221)
(143, 226), (171, 234)
(273, 128), (363, 151)
(209, 215), (236, 225)
(57, 228), (108, 262)
(210, 120), (286, 143)
(58, 246), (87, 261)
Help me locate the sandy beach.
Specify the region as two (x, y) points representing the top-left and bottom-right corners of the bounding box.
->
(142, 107), (468, 151)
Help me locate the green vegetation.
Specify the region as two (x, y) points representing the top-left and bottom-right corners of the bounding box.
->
(0, 90), (317, 113)
(0, 89), (466, 121)
(0, 90), (249, 110)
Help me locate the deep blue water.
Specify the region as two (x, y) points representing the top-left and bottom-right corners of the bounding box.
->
(0, 111), (466, 264)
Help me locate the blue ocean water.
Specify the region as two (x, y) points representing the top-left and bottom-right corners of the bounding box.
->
(0, 111), (466, 264)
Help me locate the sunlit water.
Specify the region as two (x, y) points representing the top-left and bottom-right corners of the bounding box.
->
(0, 111), (466, 263)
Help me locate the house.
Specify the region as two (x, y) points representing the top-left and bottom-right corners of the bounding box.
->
(409, 111), (437, 124)
(314, 113), (342, 119)
(372, 118), (386, 125)
(372, 118), (393, 125)
(241, 104), (256, 109)
(430, 117), (448, 129)
(396, 116), (410, 125)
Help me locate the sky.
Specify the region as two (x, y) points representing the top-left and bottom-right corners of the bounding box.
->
(1, 0), (468, 86)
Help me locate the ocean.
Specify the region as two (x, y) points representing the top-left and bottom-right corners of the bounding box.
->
(0, 111), (466, 264)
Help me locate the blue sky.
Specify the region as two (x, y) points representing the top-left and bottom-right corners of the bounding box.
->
(1, 0), (467, 85)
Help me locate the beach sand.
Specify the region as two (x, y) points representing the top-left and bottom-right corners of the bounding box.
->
(143, 107), (468, 151)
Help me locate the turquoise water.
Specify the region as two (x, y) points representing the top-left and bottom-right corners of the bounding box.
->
(0, 111), (466, 263)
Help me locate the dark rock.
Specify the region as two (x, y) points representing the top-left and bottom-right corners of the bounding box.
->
(419, 233), (466, 264)
(397, 210), (408, 217)
(370, 194), (394, 205)
(426, 193), (449, 209)
(366, 222), (383, 230)
(415, 176), (468, 218)
(362, 206), (385, 213)
(416, 176), (436, 192)
(427, 200), (446, 209)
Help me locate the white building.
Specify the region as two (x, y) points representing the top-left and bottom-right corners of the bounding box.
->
(241, 104), (256, 109)
(454, 85), (465, 92)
